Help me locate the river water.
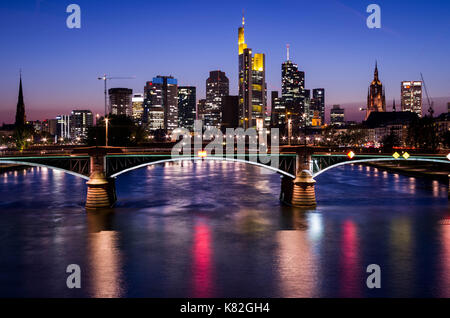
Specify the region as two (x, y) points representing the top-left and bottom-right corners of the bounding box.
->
(0, 161), (449, 297)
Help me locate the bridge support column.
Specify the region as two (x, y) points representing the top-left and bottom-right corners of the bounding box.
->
(85, 149), (116, 209)
(280, 152), (317, 208)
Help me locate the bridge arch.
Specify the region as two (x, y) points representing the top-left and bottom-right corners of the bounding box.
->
(109, 157), (296, 179)
(313, 157), (450, 178)
(0, 160), (90, 180)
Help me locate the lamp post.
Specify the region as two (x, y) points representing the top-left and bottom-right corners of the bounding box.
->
(287, 112), (292, 146)
(105, 117), (109, 147)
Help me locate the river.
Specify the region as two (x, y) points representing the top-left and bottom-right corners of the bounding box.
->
(0, 161), (449, 297)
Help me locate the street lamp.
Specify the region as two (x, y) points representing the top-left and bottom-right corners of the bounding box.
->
(105, 117), (109, 147)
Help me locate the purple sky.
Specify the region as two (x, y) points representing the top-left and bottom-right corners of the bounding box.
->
(0, 0), (449, 124)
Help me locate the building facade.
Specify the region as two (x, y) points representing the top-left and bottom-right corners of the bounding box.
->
(330, 105), (345, 126)
(144, 76), (178, 132)
(109, 88), (133, 117)
(238, 16), (267, 129)
(131, 93), (144, 124)
(311, 88), (325, 126)
(281, 50), (305, 130)
(205, 71), (229, 128)
(70, 110), (93, 139)
(401, 81), (423, 117)
(221, 95), (239, 130)
(366, 62), (386, 120)
(178, 86), (196, 130)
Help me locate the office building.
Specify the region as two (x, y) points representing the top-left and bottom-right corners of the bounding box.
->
(238, 15), (267, 129)
(330, 105), (345, 126)
(144, 76), (178, 132)
(178, 86), (196, 130)
(401, 81), (423, 117)
(205, 71), (229, 128)
(70, 110), (93, 139)
(221, 95), (239, 130)
(109, 88), (133, 116)
(132, 93), (144, 124)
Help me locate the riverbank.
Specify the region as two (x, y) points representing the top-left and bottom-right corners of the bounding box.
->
(364, 161), (449, 182)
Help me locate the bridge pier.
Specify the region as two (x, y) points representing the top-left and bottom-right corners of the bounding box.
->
(280, 152), (317, 208)
(85, 148), (117, 209)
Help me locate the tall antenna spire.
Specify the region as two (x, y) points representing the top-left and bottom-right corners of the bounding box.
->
(242, 9), (245, 26)
(286, 44), (290, 61)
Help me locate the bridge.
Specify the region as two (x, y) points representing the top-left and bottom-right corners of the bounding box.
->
(0, 146), (449, 209)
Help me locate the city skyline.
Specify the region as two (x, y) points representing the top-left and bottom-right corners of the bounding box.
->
(0, 0), (449, 123)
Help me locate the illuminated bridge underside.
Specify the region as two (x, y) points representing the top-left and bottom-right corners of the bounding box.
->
(0, 157), (90, 180)
(106, 155), (297, 178)
(1, 154), (448, 181)
(311, 155), (450, 178)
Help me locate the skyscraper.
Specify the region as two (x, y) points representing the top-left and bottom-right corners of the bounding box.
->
(144, 76), (178, 132)
(109, 88), (133, 117)
(281, 46), (305, 130)
(205, 70), (229, 128)
(70, 110), (93, 139)
(330, 105), (345, 126)
(15, 73), (26, 128)
(270, 91), (286, 128)
(366, 62), (386, 120)
(178, 86), (196, 130)
(221, 95), (239, 130)
(238, 15), (267, 129)
(311, 88), (325, 126)
(131, 93), (144, 124)
(401, 81), (423, 117)
(56, 115), (71, 139)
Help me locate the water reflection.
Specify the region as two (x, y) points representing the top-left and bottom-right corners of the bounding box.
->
(87, 211), (125, 298)
(389, 217), (414, 297)
(277, 230), (317, 297)
(191, 220), (214, 297)
(339, 220), (361, 297)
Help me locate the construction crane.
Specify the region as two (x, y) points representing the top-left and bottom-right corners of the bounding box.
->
(420, 73), (434, 117)
(97, 74), (135, 117)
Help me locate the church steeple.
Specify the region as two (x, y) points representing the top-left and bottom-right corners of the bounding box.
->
(15, 72), (26, 127)
(374, 61), (379, 81)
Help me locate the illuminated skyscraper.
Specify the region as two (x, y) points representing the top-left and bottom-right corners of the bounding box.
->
(311, 88), (325, 126)
(366, 62), (386, 120)
(144, 76), (178, 132)
(178, 86), (196, 130)
(281, 45), (305, 130)
(109, 88), (133, 117)
(70, 110), (93, 139)
(330, 105), (345, 126)
(401, 81), (423, 117)
(238, 15), (267, 129)
(205, 71), (229, 128)
(270, 91), (285, 128)
(131, 93), (144, 124)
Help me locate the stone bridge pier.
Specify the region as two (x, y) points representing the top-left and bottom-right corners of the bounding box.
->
(85, 148), (117, 209)
(280, 149), (316, 208)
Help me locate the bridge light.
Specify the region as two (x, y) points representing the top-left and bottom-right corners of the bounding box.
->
(198, 150), (207, 158)
(392, 152), (400, 159)
(347, 151), (355, 159)
(402, 152), (410, 160)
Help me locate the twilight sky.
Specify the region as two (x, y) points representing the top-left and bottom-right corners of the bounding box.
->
(0, 0), (449, 124)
